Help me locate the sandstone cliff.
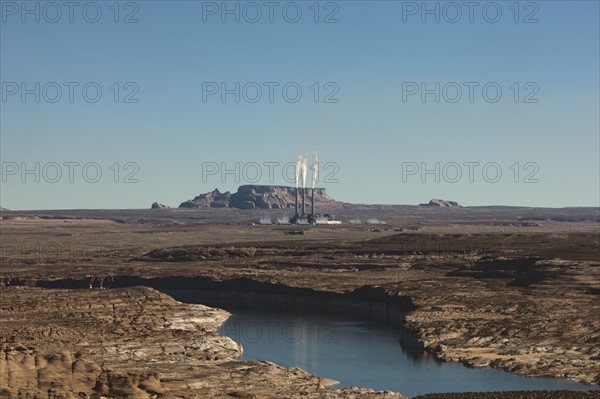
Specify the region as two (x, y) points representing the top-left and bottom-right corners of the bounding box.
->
(0, 286), (403, 399)
(179, 188), (232, 208)
(179, 185), (344, 210)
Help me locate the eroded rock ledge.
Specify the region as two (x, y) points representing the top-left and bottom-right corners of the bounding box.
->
(3, 271), (600, 388)
(0, 286), (403, 399)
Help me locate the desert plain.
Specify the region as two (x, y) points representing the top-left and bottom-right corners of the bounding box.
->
(1, 205), (599, 398)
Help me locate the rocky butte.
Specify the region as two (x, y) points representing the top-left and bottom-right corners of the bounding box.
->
(419, 199), (461, 208)
(178, 185), (345, 210)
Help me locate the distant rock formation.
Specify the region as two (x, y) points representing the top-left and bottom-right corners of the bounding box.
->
(179, 185), (343, 210)
(419, 199), (460, 208)
(151, 202), (170, 209)
(179, 189), (231, 208)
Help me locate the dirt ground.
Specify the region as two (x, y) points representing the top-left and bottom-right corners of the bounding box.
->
(1, 206), (599, 398)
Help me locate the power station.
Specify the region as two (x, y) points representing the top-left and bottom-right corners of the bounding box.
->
(289, 153), (340, 225)
(289, 186), (339, 225)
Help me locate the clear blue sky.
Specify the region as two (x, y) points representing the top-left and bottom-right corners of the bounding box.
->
(1, 0), (599, 209)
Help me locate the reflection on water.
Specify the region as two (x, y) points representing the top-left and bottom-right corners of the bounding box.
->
(219, 308), (599, 397)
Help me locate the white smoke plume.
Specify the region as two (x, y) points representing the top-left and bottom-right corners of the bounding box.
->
(276, 216), (291, 224)
(259, 216), (272, 225)
(366, 218), (386, 225)
(295, 156), (302, 189)
(311, 151), (319, 189)
(301, 157), (308, 189)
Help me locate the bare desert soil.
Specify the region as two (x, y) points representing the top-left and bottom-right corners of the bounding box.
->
(1, 206), (599, 398)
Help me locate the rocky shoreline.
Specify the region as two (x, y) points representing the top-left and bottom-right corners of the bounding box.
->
(2, 283), (599, 399)
(1, 286), (406, 399)
(3, 253), (599, 388)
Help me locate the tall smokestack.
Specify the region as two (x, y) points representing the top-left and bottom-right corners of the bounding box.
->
(301, 158), (307, 216)
(295, 187), (299, 217)
(294, 157), (301, 217)
(302, 187), (306, 216)
(311, 152), (318, 218)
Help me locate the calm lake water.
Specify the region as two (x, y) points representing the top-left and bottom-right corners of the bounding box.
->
(218, 308), (599, 397)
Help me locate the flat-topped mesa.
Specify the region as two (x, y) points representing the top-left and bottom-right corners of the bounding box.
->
(230, 185), (336, 210)
(179, 185), (342, 210)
